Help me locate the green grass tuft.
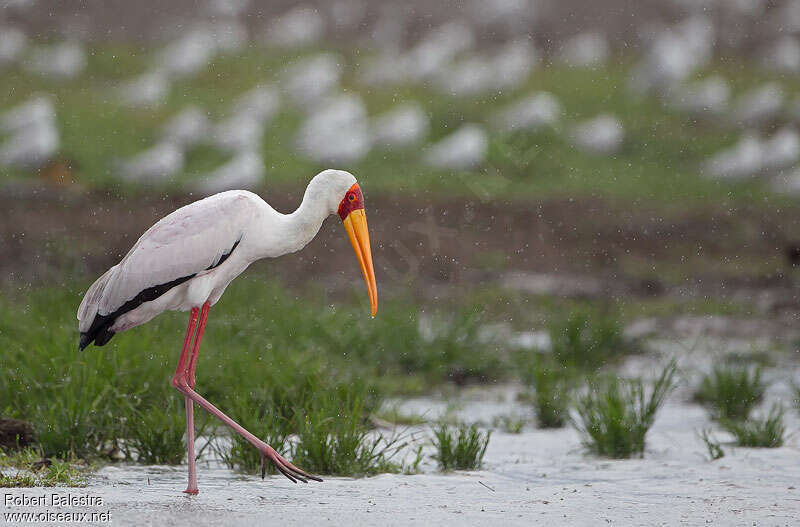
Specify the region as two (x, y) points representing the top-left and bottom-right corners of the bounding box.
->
(520, 358), (571, 428)
(430, 422), (491, 471)
(698, 429), (725, 460)
(290, 388), (403, 476)
(572, 361), (677, 458)
(492, 415), (526, 434)
(693, 365), (765, 421)
(402, 445), (425, 475)
(124, 400), (193, 465)
(722, 405), (785, 448)
(549, 309), (630, 371)
(0, 448), (89, 487)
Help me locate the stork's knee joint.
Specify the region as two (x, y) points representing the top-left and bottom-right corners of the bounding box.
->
(171, 374), (189, 391)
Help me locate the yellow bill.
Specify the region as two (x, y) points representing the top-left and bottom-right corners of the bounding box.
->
(342, 208), (378, 317)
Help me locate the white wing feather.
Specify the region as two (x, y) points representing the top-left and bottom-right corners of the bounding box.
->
(78, 191), (261, 331)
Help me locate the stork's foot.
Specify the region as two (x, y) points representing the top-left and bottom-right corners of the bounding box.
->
(258, 443), (322, 484)
(183, 488), (199, 496)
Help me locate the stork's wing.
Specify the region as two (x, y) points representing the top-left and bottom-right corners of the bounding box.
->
(78, 191), (260, 331)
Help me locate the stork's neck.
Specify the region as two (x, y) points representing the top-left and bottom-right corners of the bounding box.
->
(276, 186), (333, 255)
(253, 171), (356, 258)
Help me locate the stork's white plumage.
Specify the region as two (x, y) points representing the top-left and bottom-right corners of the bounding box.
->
(77, 169), (377, 493)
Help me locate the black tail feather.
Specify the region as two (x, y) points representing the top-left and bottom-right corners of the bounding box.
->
(94, 327), (116, 347)
(78, 313), (116, 350)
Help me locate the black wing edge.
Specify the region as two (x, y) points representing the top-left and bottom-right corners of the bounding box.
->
(78, 274), (195, 350)
(78, 239), (241, 350)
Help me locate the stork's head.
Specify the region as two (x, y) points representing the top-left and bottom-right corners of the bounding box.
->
(313, 169), (378, 317)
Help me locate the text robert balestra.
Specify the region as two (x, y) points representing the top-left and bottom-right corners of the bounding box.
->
(4, 493), (104, 507)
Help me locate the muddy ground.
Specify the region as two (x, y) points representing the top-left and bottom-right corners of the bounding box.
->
(3, 182), (800, 316)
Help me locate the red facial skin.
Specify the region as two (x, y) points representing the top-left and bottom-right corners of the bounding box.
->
(337, 183), (365, 221)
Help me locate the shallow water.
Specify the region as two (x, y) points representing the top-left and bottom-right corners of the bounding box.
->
(4, 341), (800, 526)
(4, 403), (799, 525)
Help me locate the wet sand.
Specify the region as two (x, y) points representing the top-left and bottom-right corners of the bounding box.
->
(4, 366), (799, 526)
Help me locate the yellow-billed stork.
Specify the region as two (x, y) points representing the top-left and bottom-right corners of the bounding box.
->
(76, 169), (377, 494)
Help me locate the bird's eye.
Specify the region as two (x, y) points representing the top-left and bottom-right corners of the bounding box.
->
(348, 194), (355, 202)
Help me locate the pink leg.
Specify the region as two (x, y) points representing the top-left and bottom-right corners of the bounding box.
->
(171, 306), (321, 488)
(180, 303), (208, 495)
(175, 308), (199, 380)
(176, 308), (200, 495)
(186, 302), (210, 389)
(183, 396), (198, 494)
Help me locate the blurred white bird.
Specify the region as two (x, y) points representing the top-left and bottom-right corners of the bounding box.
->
(204, 0), (250, 17)
(118, 71), (171, 108)
(282, 54), (342, 106)
(24, 41), (87, 79)
(160, 106), (211, 148)
(468, 0), (536, 33)
(231, 85), (280, 123)
(405, 22), (475, 81)
(556, 32), (609, 67)
(211, 113), (264, 153)
(205, 86), (279, 153)
(357, 51), (408, 87)
(204, 19), (248, 53)
(264, 5), (325, 48)
(761, 36), (800, 74)
(731, 83), (784, 127)
(0, 26), (26, 66)
(296, 94), (370, 163)
(423, 124), (488, 169)
(435, 39), (536, 96)
(0, 95), (56, 135)
(702, 132), (764, 180)
(328, 0), (367, 31)
(370, 103), (429, 149)
(723, 0), (766, 16)
(761, 128), (800, 171)
(358, 12), (472, 86)
(571, 115), (624, 155)
(493, 92), (561, 132)
(667, 76), (730, 116)
(157, 28), (216, 79)
(434, 55), (493, 96)
(492, 39), (538, 90)
(365, 4), (409, 52)
(194, 150), (264, 194)
(118, 142), (184, 184)
(0, 120), (59, 169)
(629, 16), (714, 94)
